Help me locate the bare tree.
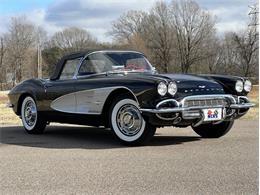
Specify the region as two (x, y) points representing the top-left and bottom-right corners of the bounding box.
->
(170, 0), (216, 73)
(201, 37), (223, 74)
(109, 10), (152, 64)
(110, 3), (174, 73)
(232, 29), (258, 77)
(50, 27), (97, 53)
(143, 1), (174, 73)
(5, 16), (37, 83)
(41, 46), (63, 77)
(110, 10), (147, 43)
(216, 33), (239, 75)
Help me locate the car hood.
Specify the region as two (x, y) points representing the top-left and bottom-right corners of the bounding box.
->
(145, 73), (220, 86)
(155, 73), (225, 98)
(124, 72), (222, 88)
(162, 73), (219, 84)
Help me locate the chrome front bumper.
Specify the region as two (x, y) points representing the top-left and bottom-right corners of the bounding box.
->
(140, 103), (255, 114)
(140, 95), (255, 115)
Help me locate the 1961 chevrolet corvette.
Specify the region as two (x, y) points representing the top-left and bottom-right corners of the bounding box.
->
(8, 50), (255, 145)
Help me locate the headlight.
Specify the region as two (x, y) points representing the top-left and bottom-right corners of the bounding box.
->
(244, 80), (252, 92)
(157, 82), (167, 96)
(235, 80), (243, 92)
(168, 82), (177, 96)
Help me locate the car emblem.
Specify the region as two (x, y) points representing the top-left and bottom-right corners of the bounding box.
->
(198, 85), (206, 88)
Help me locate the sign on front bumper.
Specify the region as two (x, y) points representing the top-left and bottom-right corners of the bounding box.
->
(202, 108), (223, 121)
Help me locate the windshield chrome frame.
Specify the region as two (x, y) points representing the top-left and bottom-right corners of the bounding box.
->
(74, 50), (154, 79)
(57, 57), (83, 81)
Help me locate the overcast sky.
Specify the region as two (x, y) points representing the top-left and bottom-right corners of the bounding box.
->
(0, 0), (257, 42)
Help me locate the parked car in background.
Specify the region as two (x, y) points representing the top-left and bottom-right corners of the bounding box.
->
(8, 50), (255, 145)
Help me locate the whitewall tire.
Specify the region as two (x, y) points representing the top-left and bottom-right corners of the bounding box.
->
(21, 96), (46, 134)
(109, 95), (156, 145)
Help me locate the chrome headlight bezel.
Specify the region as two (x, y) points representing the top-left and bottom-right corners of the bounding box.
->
(168, 82), (177, 96)
(244, 80), (252, 92)
(157, 82), (167, 96)
(235, 80), (244, 92)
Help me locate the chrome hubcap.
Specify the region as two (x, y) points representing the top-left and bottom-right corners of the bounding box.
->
(24, 100), (37, 127)
(116, 104), (142, 136)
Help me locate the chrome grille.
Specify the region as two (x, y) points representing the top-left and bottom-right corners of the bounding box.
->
(183, 99), (228, 107)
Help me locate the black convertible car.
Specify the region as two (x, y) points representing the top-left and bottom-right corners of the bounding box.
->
(8, 50), (255, 145)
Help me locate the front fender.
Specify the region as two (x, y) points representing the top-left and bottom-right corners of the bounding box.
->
(8, 79), (46, 114)
(200, 74), (248, 96)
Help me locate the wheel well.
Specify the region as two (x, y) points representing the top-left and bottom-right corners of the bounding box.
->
(17, 93), (33, 116)
(101, 88), (138, 127)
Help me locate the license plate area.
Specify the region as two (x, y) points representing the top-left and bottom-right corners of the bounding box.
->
(203, 108), (222, 121)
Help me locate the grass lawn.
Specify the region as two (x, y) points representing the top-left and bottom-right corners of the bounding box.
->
(0, 91), (21, 126)
(0, 87), (258, 126)
(240, 85), (259, 120)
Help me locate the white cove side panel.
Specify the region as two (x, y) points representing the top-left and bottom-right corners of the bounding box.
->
(75, 87), (117, 115)
(50, 93), (76, 113)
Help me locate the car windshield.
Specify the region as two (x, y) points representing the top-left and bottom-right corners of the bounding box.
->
(78, 52), (153, 76)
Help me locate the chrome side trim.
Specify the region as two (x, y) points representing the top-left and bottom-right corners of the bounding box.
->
(51, 86), (138, 115)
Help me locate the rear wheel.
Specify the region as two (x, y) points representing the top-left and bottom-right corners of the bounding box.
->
(21, 96), (47, 134)
(109, 95), (156, 145)
(192, 120), (234, 138)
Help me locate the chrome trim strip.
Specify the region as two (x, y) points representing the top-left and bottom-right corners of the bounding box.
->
(156, 99), (180, 109)
(156, 113), (179, 121)
(155, 99), (180, 120)
(73, 57), (84, 79)
(226, 109), (236, 117)
(238, 96), (250, 103)
(230, 103), (255, 109)
(192, 114), (205, 127)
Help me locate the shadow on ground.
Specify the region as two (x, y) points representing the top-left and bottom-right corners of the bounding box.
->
(0, 125), (201, 149)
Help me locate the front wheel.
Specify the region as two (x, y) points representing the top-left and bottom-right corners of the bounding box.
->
(109, 95), (156, 145)
(192, 120), (234, 138)
(21, 96), (47, 134)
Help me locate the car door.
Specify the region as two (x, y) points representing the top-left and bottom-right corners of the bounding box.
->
(44, 57), (82, 113)
(74, 56), (113, 115)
